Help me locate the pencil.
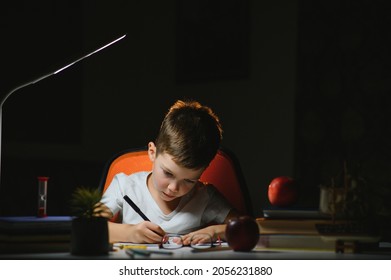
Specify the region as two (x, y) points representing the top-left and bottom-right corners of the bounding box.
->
(127, 248), (173, 256)
(123, 195), (150, 221)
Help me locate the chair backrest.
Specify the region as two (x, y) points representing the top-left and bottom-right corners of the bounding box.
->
(99, 146), (252, 217)
(200, 147), (252, 216)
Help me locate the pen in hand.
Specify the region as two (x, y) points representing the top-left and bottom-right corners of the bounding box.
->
(123, 195), (165, 241)
(123, 195), (150, 222)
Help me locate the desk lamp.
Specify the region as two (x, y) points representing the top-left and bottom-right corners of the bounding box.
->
(0, 34), (126, 186)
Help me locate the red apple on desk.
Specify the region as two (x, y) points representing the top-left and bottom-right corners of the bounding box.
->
(225, 216), (259, 251)
(268, 176), (299, 207)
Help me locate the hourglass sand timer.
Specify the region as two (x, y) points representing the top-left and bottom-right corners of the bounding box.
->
(37, 177), (49, 217)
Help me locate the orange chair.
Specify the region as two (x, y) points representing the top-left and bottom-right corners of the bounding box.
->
(98, 146), (253, 221)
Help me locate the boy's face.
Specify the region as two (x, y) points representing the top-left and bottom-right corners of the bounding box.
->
(148, 142), (204, 202)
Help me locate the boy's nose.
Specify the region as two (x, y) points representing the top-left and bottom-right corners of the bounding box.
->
(168, 182), (179, 192)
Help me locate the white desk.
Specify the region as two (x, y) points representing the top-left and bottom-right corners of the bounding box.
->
(1, 245), (390, 260)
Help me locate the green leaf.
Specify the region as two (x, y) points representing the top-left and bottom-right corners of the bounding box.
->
(70, 186), (103, 218)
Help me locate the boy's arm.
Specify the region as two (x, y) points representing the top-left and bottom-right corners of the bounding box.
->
(181, 209), (239, 245)
(108, 221), (165, 243)
(94, 202), (165, 243)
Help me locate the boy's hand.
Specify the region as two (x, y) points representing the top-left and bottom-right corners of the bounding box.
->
(128, 221), (166, 243)
(93, 202), (113, 219)
(108, 221), (165, 244)
(182, 224), (226, 246)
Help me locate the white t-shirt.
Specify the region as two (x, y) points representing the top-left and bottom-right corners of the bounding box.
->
(101, 172), (232, 234)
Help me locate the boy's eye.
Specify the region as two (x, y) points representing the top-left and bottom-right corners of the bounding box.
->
(163, 170), (173, 177)
(162, 169), (196, 184)
(184, 179), (196, 184)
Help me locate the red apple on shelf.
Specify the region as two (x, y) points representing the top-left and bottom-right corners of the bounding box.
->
(268, 176), (299, 207)
(225, 215), (259, 251)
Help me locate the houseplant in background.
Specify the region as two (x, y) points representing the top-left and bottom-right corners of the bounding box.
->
(70, 186), (110, 255)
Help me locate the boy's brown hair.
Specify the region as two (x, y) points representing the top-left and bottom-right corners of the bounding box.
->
(155, 100), (223, 170)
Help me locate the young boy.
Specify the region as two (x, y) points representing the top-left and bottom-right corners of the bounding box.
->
(99, 99), (238, 244)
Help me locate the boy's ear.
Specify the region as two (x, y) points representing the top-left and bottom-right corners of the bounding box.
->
(147, 142), (157, 161)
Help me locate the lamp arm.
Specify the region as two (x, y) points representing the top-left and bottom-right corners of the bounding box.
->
(0, 76), (53, 184)
(0, 34), (126, 184)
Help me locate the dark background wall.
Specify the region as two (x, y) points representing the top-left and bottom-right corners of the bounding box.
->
(296, 0), (391, 225)
(1, 0), (390, 229)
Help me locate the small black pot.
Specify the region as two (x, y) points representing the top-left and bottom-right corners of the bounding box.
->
(70, 217), (109, 256)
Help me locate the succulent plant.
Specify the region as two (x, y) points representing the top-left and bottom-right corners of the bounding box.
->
(70, 186), (103, 219)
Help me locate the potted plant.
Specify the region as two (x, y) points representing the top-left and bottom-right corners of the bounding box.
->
(70, 186), (110, 256)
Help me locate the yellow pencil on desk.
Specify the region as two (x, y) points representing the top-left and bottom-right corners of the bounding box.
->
(118, 244), (148, 250)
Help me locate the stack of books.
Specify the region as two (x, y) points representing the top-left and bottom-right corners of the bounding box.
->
(0, 216), (73, 254)
(255, 208), (380, 252)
